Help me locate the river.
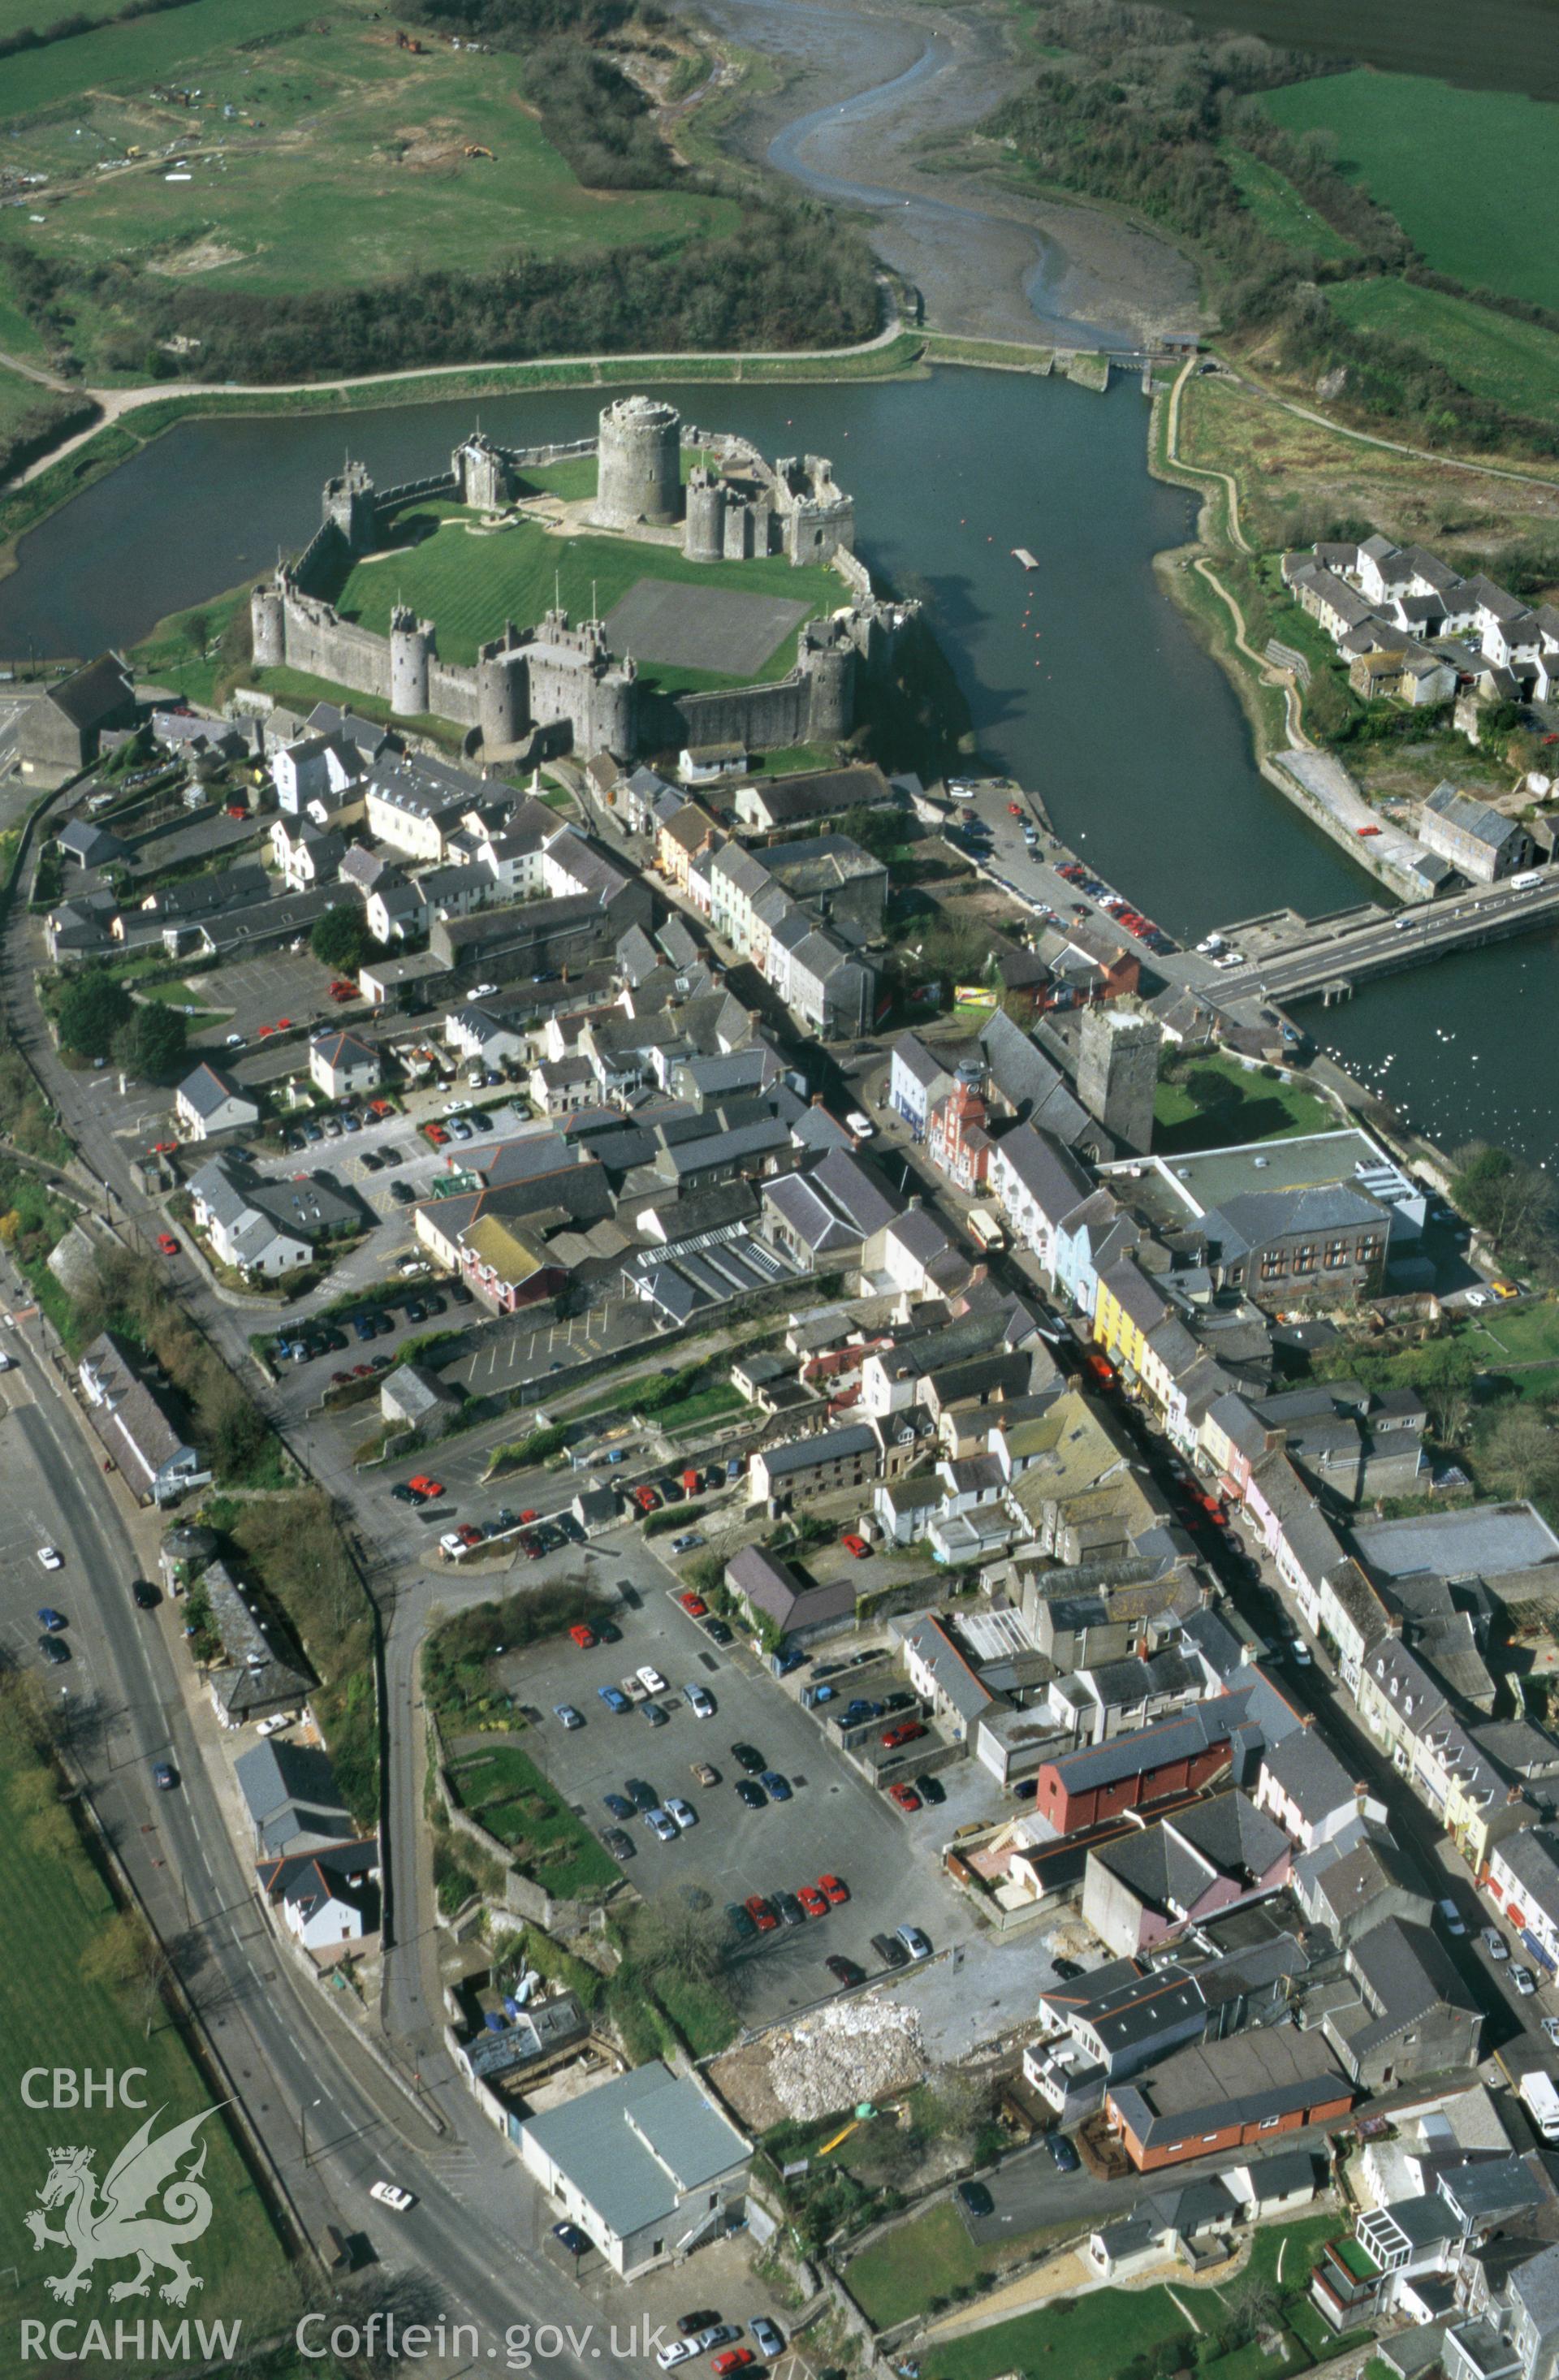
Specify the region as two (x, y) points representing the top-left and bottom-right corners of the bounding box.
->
(0, 0), (1550, 1168)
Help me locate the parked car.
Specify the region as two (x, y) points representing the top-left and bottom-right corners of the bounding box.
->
(569, 1622), (598, 1650)
(870, 1932), (909, 1971)
(553, 2223), (591, 2260)
(1046, 2135), (1080, 2172)
(684, 1682), (715, 1718)
(732, 1742), (765, 1773)
(774, 1890), (805, 1927)
(824, 1955), (864, 1992)
(759, 1770), (792, 1803)
(750, 2321), (784, 2361)
(797, 1884), (828, 1919)
(881, 1720), (926, 1750)
(597, 1686), (629, 1714)
(957, 2181), (994, 2219)
(744, 1894), (778, 1933)
(37, 1607), (66, 1633)
(644, 1808), (678, 1843)
(603, 1791), (634, 1820)
(642, 1700), (668, 1728)
(1514, 1965), (1538, 1997)
(602, 1829), (635, 1862)
(637, 1664), (667, 1694)
(666, 1797), (697, 1831)
(692, 1760), (719, 1787)
(703, 1618), (733, 1646)
(840, 1532), (871, 1559)
(38, 1635), (70, 1667)
(676, 2314), (723, 2341)
(1483, 1929), (1510, 1962)
(888, 1782), (922, 1812)
(554, 1704), (585, 1731)
(37, 1546), (63, 1570)
(735, 1779), (767, 1810)
(725, 1903), (757, 1944)
(818, 1873), (849, 1906)
(897, 1924), (932, 1960)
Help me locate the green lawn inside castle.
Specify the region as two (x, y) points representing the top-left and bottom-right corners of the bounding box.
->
(323, 477), (842, 696)
(246, 395), (916, 762)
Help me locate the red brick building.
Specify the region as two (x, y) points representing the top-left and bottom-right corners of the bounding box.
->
(1031, 1703), (1242, 1836)
(1105, 2032), (1353, 2173)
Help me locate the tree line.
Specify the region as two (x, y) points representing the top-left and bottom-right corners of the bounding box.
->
(14, 202), (879, 383)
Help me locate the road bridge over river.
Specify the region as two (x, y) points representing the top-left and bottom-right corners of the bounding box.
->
(1210, 872), (1559, 1009)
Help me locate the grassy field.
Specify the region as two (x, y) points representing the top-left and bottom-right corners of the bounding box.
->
(1154, 1052), (1338, 1152)
(846, 2202), (1073, 2330)
(1459, 1296), (1559, 1370)
(1162, 0), (1559, 102)
(330, 504), (841, 681)
(2, 2), (734, 320)
(924, 2214), (1345, 2380)
(1261, 71), (1559, 313)
(0, 1735), (295, 2352)
(1170, 366), (1559, 564)
(1220, 143), (1357, 259)
(451, 1741), (618, 1898)
(1328, 278), (1559, 430)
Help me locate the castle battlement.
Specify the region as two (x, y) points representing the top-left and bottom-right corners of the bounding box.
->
(252, 397), (909, 766)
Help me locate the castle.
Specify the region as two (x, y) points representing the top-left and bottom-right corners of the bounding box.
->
(251, 396), (910, 765)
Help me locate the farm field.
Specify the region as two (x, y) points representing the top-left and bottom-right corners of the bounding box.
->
(2, 6), (735, 309)
(329, 506), (843, 682)
(0, 1734), (295, 2352)
(1260, 71), (1559, 313)
(1327, 279), (1559, 433)
(1163, 0), (1559, 102)
(1220, 144), (1357, 260)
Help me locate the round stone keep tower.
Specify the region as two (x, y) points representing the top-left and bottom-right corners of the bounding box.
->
(251, 581), (285, 669)
(477, 652), (523, 749)
(801, 628), (853, 743)
(684, 468), (726, 563)
(594, 395), (681, 528)
(390, 607), (434, 716)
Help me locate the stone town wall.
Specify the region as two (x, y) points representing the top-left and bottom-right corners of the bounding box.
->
(279, 598), (390, 702)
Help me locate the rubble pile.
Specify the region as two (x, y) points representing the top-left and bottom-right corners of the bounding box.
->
(767, 1997), (926, 2120)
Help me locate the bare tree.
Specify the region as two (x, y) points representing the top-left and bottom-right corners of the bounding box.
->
(1482, 1406), (1559, 1502)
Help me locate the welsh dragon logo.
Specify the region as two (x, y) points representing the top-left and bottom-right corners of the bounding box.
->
(25, 2106), (216, 2305)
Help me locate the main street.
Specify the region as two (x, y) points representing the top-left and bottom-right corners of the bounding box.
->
(0, 1299), (620, 2372)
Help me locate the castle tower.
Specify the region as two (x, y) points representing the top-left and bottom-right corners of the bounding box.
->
(477, 640), (524, 749)
(684, 468), (726, 563)
(390, 607), (434, 716)
(588, 658), (637, 761)
(1077, 1004), (1162, 1155)
(801, 624), (854, 744)
(455, 431), (512, 512)
(251, 579), (285, 670)
(594, 395), (681, 529)
(323, 459), (377, 553)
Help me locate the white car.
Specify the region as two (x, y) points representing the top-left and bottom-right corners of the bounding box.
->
(684, 1682), (715, 1717)
(846, 1111), (875, 1138)
(644, 1808), (678, 1843)
(1514, 1966), (1538, 1997)
(438, 1531), (468, 1558)
(637, 1664), (667, 1695)
(1484, 1929), (1509, 1962)
(1466, 1289), (1492, 1308)
(671, 1531), (704, 1554)
(656, 2346), (698, 2372)
(896, 1924), (932, 1960)
(255, 1713), (296, 1739)
(469, 983), (498, 998)
(1288, 1638), (1312, 1665)
(666, 1796), (697, 1830)
(1542, 2016), (1559, 2046)
(442, 1099), (469, 1117)
(225, 1032), (244, 1047)
(0, 1351), (14, 1371)
(368, 2179), (415, 2212)
(37, 1546), (63, 1571)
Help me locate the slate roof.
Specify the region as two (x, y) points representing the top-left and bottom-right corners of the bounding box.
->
(1261, 1724), (1360, 1826)
(176, 1060), (254, 1120)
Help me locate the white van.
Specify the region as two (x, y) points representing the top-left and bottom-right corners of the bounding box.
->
(1510, 870), (1544, 890)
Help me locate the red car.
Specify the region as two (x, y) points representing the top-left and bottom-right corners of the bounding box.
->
(155, 1233), (179, 1257)
(634, 1485), (661, 1514)
(408, 1475), (444, 1497)
(797, 1883), (828, 1919)
(568, 1623), (597, 1649)
(840, 1532), (870, 1559)
(882, 1719), (926, 1751)
(712, 2356), (753, 2378)
(888, 1782), (922, 1812)
(330, 1369), (352, 1385)
(369, 1098), (394, 1117)
(352, 1362), (374, 1378)
(276, 1017), (292, 1030)
(329, 978), (356, 997)
(224, 802), (247, 819)
(520, 1510), (538, 1523)
(745, 1894), (778, 1933)
(456, 1523), (483, 1548)
(818, 1872), (849, 1906)
(425, 1124), (448, 1146)
(679, 1592), (708, 1618)
(257, 1023), (274, 1038)
(1007, 801), (1023, 817)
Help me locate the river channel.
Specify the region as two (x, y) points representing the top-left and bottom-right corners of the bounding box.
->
(0, 0), (1552, 1167)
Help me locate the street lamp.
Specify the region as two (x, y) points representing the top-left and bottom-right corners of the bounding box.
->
(299, 2095), (323, 2163)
